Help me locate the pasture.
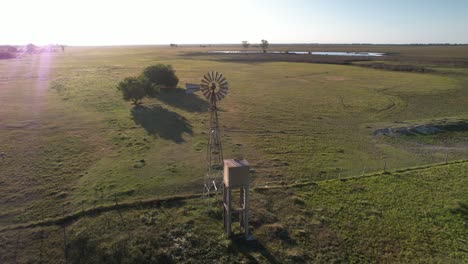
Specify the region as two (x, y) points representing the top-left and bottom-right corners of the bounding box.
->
(0, 45), (467, 262)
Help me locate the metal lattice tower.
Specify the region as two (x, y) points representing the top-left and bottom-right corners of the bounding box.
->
(200, 72), (229, 200)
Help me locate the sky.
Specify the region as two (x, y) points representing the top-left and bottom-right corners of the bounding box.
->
(1, 0), (467, 45)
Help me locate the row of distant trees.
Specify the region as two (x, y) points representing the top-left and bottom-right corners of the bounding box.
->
(0, 44), (66, 57)
(169, 40), (270, 52)
(24, 44), (66, 53)
(242, 40), (269, 53)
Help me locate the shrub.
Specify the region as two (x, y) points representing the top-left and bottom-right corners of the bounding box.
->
(0, 52), (15, 59)
(143, 64), (179, 88)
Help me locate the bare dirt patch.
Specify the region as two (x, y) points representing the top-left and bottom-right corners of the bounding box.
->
(325, 76), (346, 81)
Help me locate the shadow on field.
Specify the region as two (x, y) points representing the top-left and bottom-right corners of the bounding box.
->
(450, 202), (468, 222)
(155, 88), (209, 112)
(131, 105), (193, 143)
(231, 235), (280, 263)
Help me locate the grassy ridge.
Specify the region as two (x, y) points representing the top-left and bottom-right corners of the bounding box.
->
(0, 161), (466, 263)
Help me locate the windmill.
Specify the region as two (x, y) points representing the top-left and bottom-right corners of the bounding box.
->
(200, 71), (229, 200)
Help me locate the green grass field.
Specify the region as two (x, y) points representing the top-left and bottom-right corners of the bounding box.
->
(0, 45), (467, 263)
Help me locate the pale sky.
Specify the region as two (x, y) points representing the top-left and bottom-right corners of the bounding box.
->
(1, 0), (467, 45)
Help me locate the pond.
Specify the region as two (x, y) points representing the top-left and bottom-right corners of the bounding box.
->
(208, 51), (385, 56)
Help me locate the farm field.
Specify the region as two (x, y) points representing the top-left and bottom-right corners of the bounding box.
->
(0, 45), (467, 262)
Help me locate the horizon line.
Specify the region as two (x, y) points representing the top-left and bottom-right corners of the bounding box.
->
(2, 42), (468, 47)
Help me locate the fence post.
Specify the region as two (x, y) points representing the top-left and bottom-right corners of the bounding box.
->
(62, 203), (68, 264)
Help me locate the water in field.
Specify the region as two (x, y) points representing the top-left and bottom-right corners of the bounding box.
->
(209, 51), (385, 56)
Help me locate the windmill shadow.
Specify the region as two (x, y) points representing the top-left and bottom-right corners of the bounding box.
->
(131, 105), (193, 143)
(154, 88), (209, 112)
(230, 235), (280, 264)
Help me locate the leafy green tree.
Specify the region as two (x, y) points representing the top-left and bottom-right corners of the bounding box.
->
(139, 76), (159, 97)
(117, 77), (148, 105)
(143, 64), (179, 88)
(260, 39), (269, 53)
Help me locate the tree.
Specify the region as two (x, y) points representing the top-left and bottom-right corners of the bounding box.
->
(117, 77), (148, 105)
(260, 39), (269, 53)
(143, 64), (179, 88)
(26, 43), (36, 53)
(242, 41), (250, 49)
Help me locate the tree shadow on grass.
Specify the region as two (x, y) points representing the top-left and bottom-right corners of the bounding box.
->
(155, 88), (209, 112)
(450, 202), (468, 222)
(131, 105), (193, 143)
(230, 234), (280, 264)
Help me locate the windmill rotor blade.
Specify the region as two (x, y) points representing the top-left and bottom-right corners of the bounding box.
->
(220, 88), (228, 92)
(202, 88), (210, 96)
(201, 79), (210, 85)
(215, 72), (219, 82)
(219, 81), (228, 87)
(209, 72), (215, 81)
(216, 73), (224, 82)
(200, 83), (209, 88)
(215, 93), (221, 101)
(220, 86), (228, 92)
(203, 74), (211, 83)
(218, 76), (226, 83)
(201, 87), (210, 94)
(216, 93), (226, 100)
(218, 92), (227, 99)
(218, 89), (228, 96)
(220, 85), (229, 89)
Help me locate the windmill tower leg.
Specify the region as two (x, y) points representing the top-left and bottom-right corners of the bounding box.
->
(244, 185), (250, 238)
(204, 85), (224, 201)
